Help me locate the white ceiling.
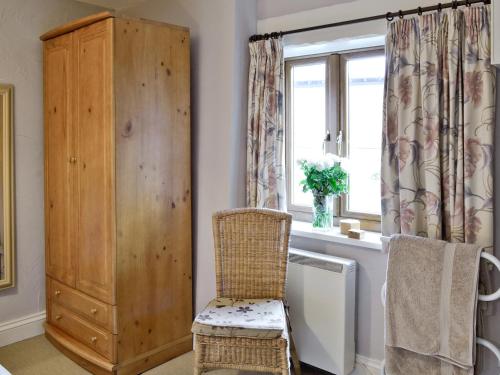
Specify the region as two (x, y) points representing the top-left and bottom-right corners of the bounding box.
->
(75, 0), (148, 10)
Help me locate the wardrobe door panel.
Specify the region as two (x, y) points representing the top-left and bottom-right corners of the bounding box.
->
(44, 33), (76, 286)
(74, 20), (115, 304)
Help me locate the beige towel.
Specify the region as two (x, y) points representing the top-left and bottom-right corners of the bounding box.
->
(385, 235), (482, 375)
(385, 347), (473, 375)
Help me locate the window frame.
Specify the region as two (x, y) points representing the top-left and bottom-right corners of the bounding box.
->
(285, 47), (384, 230)
(339, 48), (385, 228)
(285, 55), (337, 222)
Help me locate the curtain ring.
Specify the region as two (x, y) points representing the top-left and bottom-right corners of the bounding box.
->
(418, 7), (423, 15)
(386, 12), (394, 21)
(466, 0), (471, 6)
(452, 0), (458, 9)
(437, 3), (443, 12)
(398, 10), (404, 19)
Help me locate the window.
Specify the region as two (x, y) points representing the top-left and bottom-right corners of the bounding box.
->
(285, 49), (385, 228)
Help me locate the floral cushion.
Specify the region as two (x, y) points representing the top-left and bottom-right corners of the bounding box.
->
(192, 298), (286, 339)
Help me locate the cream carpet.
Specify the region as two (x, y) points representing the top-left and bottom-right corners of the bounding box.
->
(0, 336), (322, 375)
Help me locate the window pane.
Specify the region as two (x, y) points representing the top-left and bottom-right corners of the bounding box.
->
(290, 62), (326, 208)
(345, 55), (385, 216)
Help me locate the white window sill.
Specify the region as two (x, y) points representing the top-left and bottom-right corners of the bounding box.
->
(291, 220), (389, 252)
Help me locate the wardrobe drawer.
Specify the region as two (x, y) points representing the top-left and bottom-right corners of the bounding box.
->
(49, 278), (116, 333)
(50, 303), (115, 361)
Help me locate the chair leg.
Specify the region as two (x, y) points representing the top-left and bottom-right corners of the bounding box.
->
(289, 334), (301, 375)
(284, 303), (301, 375)
(193, 334), (203, 375)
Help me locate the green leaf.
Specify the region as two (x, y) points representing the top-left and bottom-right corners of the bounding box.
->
(298, 161), (349, 197)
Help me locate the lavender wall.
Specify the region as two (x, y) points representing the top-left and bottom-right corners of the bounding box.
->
(257, 0), (353, 19)
(0, 0), (105, 325)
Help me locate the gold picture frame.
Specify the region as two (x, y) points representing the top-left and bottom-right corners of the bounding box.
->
(0, 84), (15, 290)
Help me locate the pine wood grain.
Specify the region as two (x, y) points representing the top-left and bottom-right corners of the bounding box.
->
(45, 323), (116, 374)
(43, 14), (192, 374)
(74, 19), (116, 305)
(44, 33), (77, 287)
(49, 303), (116, 362)
(113, 17), (192, 362)
(45, 325), (192, 375)
(49, 278), (116, 333)
(40, 11), (114, 41)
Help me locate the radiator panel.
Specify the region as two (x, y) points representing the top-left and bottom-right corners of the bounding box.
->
(287, 248), (356, 375)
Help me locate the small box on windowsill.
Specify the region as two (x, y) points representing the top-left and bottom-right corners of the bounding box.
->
(340, 219), (360, 235)
(347, 229), (365, 240)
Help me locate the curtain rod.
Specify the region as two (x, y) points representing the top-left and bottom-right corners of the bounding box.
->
(249, 0), (490, 42)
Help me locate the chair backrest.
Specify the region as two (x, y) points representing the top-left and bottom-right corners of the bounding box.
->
(212, 208), (292, 300)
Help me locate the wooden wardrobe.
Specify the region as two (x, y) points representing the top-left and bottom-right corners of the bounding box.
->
(41, 12), (192, 375)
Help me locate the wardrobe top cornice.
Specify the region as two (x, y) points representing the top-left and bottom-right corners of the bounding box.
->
(40, 11), (189, 41)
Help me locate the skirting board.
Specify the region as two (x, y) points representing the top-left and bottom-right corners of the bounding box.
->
(294, 354), (383, 375)
(353, 354), (384, 375)
(0, 311), (46, 348)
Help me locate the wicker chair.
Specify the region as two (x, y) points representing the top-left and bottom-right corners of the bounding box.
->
(192, 208), (301, 375)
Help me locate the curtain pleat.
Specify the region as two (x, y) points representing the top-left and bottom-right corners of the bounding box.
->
(381, 5), (495, 252)
(246, 38), (285, 210)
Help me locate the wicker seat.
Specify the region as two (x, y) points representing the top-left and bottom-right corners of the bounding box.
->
(192, 208), (301, 375)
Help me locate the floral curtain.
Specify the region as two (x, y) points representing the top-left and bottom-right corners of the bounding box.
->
(381, 5), (496, 252)
(246, 38), (286, 210)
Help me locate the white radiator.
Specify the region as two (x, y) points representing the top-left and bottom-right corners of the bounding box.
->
(287, 248), (357, 375)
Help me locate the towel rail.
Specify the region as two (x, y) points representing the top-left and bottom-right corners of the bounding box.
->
(380, 251), (500, 373)
(479, 252), (500, 302)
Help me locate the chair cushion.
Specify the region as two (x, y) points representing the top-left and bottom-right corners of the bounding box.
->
(192, 298), (286, 339)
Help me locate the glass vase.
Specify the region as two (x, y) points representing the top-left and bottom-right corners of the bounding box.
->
(312, 194), (334, 230)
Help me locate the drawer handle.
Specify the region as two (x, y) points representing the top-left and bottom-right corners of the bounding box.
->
(55, 315), (62, 321)
(91, 336), (97, 344)
(54, 290), (61, 296)
(90, 308), (98, 315)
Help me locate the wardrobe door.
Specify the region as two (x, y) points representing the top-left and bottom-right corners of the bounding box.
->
(74, 19), (115, 304)
(44, 33), (76, 287)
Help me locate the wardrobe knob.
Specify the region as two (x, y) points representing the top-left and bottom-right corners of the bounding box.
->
(54, 290), (61, 296)
(90, 308), (97, 315)
(91, 337), (97, 344)
(55, 315), (62, 321)
(69, 157), (77, 164)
